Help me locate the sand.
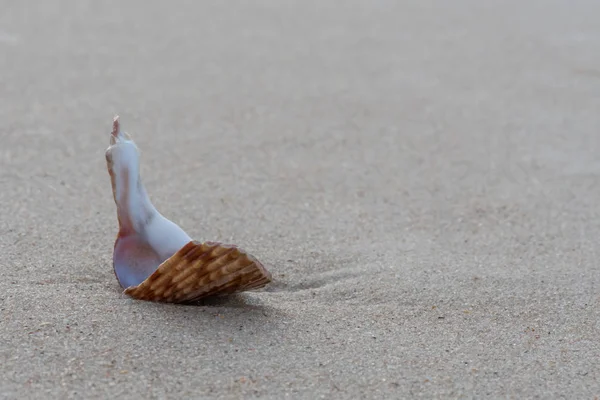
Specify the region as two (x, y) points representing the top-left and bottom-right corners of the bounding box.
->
(1, 1), (599, 398)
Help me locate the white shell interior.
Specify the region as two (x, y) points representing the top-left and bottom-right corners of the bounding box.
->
(106, 118), (192, 288)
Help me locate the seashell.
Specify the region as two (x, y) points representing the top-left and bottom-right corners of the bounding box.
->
(104, 116), (272, 303)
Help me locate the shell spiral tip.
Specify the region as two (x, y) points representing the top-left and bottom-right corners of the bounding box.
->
(111, 115), (120, 138)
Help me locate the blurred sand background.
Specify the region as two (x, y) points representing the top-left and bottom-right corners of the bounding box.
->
(1, 1), (599, 398)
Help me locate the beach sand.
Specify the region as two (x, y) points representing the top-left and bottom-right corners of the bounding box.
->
(1, 1), (599, 398)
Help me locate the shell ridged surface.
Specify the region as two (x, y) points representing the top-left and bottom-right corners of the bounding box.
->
(123, 241), (272, 303)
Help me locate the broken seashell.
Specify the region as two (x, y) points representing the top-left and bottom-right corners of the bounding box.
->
(104, 116), (272, 303)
